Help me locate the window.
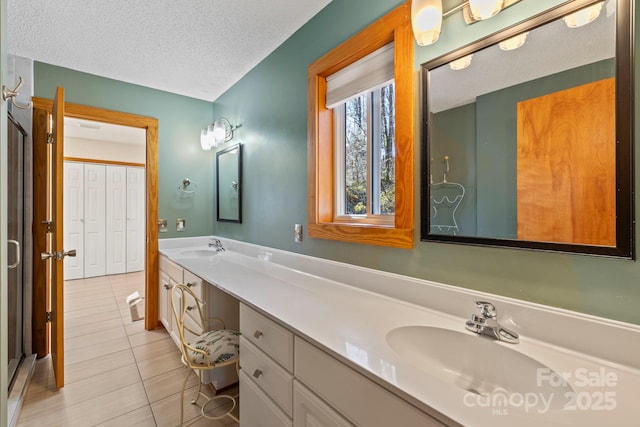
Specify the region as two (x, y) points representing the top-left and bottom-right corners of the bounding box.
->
(334, 83), (395, 223)
(307, 2), (414, 248)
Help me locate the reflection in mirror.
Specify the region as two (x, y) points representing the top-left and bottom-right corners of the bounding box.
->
(216, 143), (242, 223)
(421, 0), (633, 257)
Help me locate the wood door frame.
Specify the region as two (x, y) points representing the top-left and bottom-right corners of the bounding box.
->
(32, 98), (160, 356)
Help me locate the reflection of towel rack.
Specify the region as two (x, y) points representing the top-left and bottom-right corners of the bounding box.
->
(431, 156), (465, 235)
(178, 178), (198, 194)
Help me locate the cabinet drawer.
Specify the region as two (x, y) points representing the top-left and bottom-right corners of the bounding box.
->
(240, 370), (292, 427)
(160, 255), (183, 283)
(183, 269), (205, 301)
(294, 337), (448, 427)
(240, 336), (293, 416)
(293, 380), (353, 427)
(240, 304), (294, 372)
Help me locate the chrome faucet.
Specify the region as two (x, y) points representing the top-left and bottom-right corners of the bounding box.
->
(208, 238), (225, 252)
(465, 301), (519, 344)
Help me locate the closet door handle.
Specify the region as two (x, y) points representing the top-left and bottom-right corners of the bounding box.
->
(8, 240), (20, 269)
(59, 249), (77, 258)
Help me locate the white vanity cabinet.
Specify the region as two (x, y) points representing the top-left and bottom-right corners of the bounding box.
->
(293, 380), (352, 427)
(294, 337), (447, 427)
(158, 255), (240, 389)
(159, 254), (183, 340)
(239, 303), (294, 426)
(239, 303), (447, 427)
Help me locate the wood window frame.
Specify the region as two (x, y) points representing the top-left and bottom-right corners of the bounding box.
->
(307, 1), (414, 249)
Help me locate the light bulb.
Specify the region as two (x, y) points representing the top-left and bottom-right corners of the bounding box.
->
(450, 54), (473, 70)
(213, 121), (226, 145)
(563, 3), (603, 28)
(411, 0), (443, 46)
(200, 129), (211, 150)
(469, 0), (503, 21)
(499, 32), (529, 51)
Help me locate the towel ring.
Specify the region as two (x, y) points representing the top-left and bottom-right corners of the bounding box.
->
(179, 178), (198, 194)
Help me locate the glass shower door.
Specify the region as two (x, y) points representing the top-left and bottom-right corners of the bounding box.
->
(7, 113), (26, 386)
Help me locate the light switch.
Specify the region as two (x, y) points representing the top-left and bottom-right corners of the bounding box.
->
(158, 219), (168, 233)
(294, 223), (303, 243)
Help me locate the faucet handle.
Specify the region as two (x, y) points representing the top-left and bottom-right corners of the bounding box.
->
(475, 301), (497, 319)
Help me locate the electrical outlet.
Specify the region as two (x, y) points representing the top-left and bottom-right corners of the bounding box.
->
(176, 218), (185, 232)
(158, 219), (168, 233)
(294, 224), (303, 243)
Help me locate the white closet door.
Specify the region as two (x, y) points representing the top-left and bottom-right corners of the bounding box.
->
(106, 165), (127, 275)
(63, 162), (85, 280)
(126, 167), (145, 272)
(83, 164), (106, 278)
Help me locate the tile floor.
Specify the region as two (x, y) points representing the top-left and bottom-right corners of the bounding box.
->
(17, 272), (239, 427)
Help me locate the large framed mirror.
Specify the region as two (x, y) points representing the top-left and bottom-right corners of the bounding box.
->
(216, 143), (242, 223)
(420, 0), (633, 258)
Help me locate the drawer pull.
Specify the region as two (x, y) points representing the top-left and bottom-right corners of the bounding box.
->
(186, 305), (194, 311)
(252, 369), (263, 379)
(186, 282), (195, 287)
(253, 330), (263, 339)
(163, 284), (171, 290)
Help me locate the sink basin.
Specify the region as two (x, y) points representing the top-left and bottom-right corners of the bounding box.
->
(386, 326), (571, 409)
(177, 248), (220, 258)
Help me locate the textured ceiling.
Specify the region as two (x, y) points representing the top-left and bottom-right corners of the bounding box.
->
(8, 0), (333, 101)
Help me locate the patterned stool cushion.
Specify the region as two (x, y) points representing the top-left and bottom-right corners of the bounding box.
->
(187, 329), (241, 366)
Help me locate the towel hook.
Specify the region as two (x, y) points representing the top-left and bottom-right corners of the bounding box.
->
(2, 77), (32, 110)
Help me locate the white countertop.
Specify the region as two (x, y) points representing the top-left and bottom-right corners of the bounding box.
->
(160, 237), (640, 427)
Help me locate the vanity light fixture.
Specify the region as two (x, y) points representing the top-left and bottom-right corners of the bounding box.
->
(200, 117), (241, 150)
(411, 0), (443, 46)
(411, 0), (522, 46)
(450, 54), (473, 70)
(499, 31), (529, 51)
(563, 2), (603, 28)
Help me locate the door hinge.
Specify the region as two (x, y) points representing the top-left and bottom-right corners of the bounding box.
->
(42, 220), (54, 233)
(46, 311), (52, 323)
(46, 133), (54, 144)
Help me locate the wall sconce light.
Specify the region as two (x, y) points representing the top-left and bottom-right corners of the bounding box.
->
(563, 2), (603, 28)
(200, 117), (241, 150)
(411, 0), (522, 46)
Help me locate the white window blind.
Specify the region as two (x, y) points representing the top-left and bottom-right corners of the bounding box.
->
(326, 43), (394, 109)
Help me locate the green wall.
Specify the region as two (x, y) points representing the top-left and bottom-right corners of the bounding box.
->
(34, 63), (216, 239)
(34, 0), (640, 325)
(431, 104), (477, 236)
(212, 0), (640, 326)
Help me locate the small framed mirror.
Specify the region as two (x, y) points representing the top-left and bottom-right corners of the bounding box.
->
(216, 143), (242, 223)
(420, 0), (633, 257)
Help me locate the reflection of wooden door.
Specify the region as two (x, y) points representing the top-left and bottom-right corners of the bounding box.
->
(517, 78), (615, 246)
(33, 87), (67, 388)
